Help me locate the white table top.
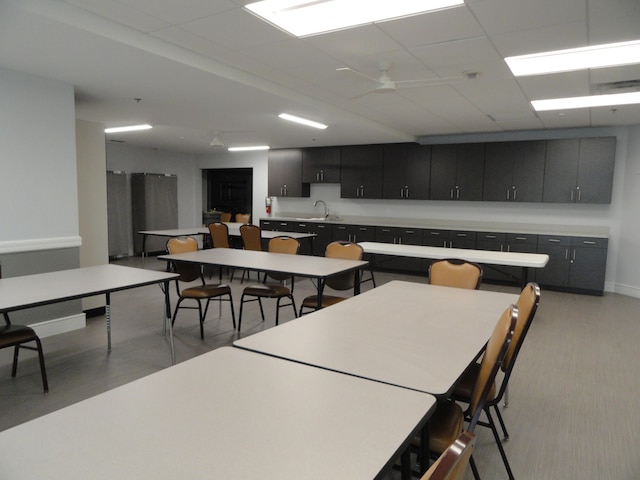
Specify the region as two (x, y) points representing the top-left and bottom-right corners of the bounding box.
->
(139, 224), (315, 240)
(159, 248), (367, 279)
(359, 241), (549, 268)
(0, 347), (435, 480)
(0, 264), (177, 312)
(235, 281), (518, 395)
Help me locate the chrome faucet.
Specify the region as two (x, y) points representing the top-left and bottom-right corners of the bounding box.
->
(313, 200), (329, 218)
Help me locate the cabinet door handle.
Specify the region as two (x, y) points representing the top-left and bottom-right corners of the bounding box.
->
(316, 172), (320, 182)
(570, 189), (575, 201)
(320, 170), (324, 181)
(513, 188), (517, 200)
(548, 238), (561, 243)
(515, 236), (527, 241)
(506, 189), (510, 200)
(571, 249), (576, 262)
(450, 188), (454, 199)
(486, 235), (496, 239)
(456, 186), (460, 199)
(405, 186), (409, 198)
(565, 248), (569, 260)
(577, 187), (581, 201)
(400, 187), (404, 198)
(583, 240), (596, 245)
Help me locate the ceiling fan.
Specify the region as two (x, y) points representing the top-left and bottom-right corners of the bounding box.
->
(337, 61), (469, 98)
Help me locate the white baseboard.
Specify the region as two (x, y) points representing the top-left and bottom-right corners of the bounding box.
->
(29, 314), (86, 338)
(613, 283), (640, 299)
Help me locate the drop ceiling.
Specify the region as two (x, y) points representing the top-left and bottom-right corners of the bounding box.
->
(1, 0), (639, 154)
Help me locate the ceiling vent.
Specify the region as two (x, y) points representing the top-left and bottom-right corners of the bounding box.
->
(592, 79), (640, 94)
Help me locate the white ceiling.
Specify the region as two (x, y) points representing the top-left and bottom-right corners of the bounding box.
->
(1, 0), (639, 154)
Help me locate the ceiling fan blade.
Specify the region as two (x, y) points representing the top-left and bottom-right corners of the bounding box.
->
(394, 76), (464, 88)
(336, 67), (381, 85)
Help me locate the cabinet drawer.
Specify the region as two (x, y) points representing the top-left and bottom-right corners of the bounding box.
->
(506, 233), (538, 245)
(571, 237), (608, 249)
(478, 232), (506, 242)
(538, 235), (571, 247)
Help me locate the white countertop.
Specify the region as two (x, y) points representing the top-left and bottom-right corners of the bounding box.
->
(262, 214), (609, 238)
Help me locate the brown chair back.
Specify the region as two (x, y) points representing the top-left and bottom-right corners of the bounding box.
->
(208, 222), (231, 249)
(467, 304), (517, 429)
(220, 212), (232, 222)
(420, 431), (476, 480)
(167, 236), (202, 284)
(240, 224), (262, 251)
(235, 213), (251, 224)
(429, 259), (483, 289)
(267, 236), (300, 282)
(503, 282), (540, 372)
(325, 241), (363, 291)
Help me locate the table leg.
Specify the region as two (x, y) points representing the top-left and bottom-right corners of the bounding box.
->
(316, 277), (325, 310)
(354, 268), (362, 295)
(521, 266), (530, 288)
(105, 292), (111, 350)
(164, 280), (176, 365)
(418, 423), (430, 475)
(141, 234), (147, 267)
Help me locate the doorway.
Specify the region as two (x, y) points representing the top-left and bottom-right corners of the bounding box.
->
(203, 168), (253, 221)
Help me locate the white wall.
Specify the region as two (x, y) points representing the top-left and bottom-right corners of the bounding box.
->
(615, 125), (640, 297)
(0, 67), (80, 253)
(76, 120), (109, 310)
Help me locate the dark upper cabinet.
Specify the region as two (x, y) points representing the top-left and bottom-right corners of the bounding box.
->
(483, 140), (546, 202)
(430, 143), (485, 201)
(543, 137), (616, 203)
(302, 147), (341, 183)
(340, 145), (383, 199)
(268, 149), (310, 197)
(382, 143), (431, 200)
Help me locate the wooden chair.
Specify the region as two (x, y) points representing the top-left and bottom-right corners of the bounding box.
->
(219, 212), (232, 223)
(235, 213), (251, 224)
(452, 283), (540, 447)
(420, 431), (476, 480)
(1, 313), (49, 393)
(166, 237), (235, 338)
(239, 224), (263, 283)
(428, 259), (483, 289)
(237, 236), (299, 331)
(414, 304), (517, 480)
(298, 241), (363, 315)
(208, 222), (234, 279)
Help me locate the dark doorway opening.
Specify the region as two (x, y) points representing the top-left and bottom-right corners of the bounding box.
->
(204, 168), (253, 221)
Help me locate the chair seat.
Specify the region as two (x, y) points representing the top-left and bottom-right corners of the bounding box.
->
(0, 324), (38, 347)
(301, 295), (346, 309)
(181, 284), (231, 299)
(243, 283), (291, 298)
(453, 362), (496, 402)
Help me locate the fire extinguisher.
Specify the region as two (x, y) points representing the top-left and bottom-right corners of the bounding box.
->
(265, 196), (272, 214)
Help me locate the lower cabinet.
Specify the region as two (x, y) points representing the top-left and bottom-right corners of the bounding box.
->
(261, 219), (608, 295)
(535, 235), (608, 294)
(374, 227), (425, 273)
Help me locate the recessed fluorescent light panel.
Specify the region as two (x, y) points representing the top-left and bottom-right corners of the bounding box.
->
(531, 91), (640, 111)
(104, 124), (152, 133)
(245, 0), (464, 37)
(228, 145), (271, 152)
(279, 113), (328, 129)
(506, 40), (640, 76)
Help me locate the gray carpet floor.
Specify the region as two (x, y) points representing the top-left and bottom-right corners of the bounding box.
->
(1, 256), (639, 479)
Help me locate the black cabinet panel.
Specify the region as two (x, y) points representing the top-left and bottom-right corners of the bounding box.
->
(302, 147), (341, 183)
(382, 143), (430, 200)
(543, 137), (615, 203)
(483, 140), (546, 202)
(340, 145), (383, 199)
(268, 149), (309, 197)
(430, 143), (485, 201)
